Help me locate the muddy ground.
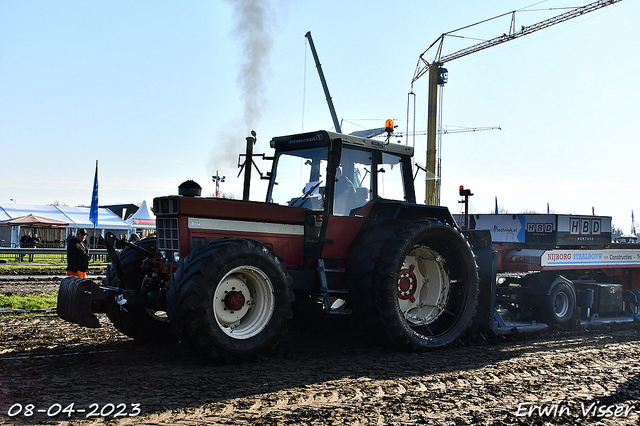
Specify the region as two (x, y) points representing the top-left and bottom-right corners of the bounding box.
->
(1, 272), (640, 425)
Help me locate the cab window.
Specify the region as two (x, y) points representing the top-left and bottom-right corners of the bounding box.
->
(333, 147), (373, 216)
(269, 147), (327, 211)
(377, 152), (406, 201)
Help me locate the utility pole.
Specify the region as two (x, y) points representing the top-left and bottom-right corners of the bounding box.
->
(212, 171), (225, 198)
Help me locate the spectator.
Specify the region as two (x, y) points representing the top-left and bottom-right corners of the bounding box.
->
(89, 232), (101, 262)
(29, 232), (40, 262)
(19, 231), (31, 261)
(66, 228), (89, 278)
(97, 233), (106, 262)
(90, 232), (98, 249)
(115, 234), (126, 249)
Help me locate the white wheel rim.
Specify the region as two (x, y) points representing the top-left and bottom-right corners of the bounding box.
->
(213, 265), (275, 339)
(554, 291), (569, 317)
(397, 247), (451, 326)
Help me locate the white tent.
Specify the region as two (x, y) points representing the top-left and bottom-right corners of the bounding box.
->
(0, 203), (130, 247)
(60, 206), (130, 230)
(126, 200), (156, 230)
(1, 203), (73, 224)
(0, 203), (129, 230)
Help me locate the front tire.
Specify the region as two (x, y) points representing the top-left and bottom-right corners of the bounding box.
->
(166, 238), (294, 362)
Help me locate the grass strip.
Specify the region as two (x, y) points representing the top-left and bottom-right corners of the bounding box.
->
(0, 293), (58, 310)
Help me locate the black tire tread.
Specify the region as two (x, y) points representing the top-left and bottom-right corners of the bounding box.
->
(348, 219), (479, 350)
(166, 238), (294, 363)
(534, 281), (576, 325)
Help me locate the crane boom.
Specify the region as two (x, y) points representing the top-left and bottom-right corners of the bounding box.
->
(441, 126), (501, 134)
(349, 125), (500, 138)
(413, 0), (621, 85)
(412, 0), (622, 206)
(305, 31), (342, 133)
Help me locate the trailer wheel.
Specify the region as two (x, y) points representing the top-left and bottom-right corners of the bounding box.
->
(348, 220), (478, 350)
(535, 281), (575, 325)
(105, 237), (176, 343)
(166, 238), (293, 363)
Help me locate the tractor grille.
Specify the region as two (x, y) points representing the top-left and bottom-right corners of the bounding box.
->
(157, 218), (179, 253)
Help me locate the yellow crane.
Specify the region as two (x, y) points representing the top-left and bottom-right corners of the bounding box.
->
(410, 0), (622, 206)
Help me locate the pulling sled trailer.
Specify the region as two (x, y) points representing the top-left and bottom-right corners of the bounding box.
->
(457, 214), (640, 336)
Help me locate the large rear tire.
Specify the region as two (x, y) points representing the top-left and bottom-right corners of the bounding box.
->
(105, 237), (176, 343)
(348, 220), (478, 350)
(166, 238), (294, 363)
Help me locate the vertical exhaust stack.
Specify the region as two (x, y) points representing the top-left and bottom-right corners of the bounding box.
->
(243, 131), (257, 201)
(178, 180), (202, 197)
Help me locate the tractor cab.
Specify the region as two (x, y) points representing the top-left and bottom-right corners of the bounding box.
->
(266, 130), (416, 216)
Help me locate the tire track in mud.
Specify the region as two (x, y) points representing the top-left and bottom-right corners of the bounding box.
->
(1, 276), (640, 425)
(101, 331), (640, 426)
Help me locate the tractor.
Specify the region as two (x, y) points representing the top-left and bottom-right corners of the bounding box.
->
(58, 129), (479, 362)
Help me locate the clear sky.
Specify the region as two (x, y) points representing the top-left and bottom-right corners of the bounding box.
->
(2, 0), (638, 232)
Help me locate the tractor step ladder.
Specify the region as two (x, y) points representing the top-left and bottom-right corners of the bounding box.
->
(317, 259), (350, 314)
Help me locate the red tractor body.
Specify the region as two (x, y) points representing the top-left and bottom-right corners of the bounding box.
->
(58, 130), (480, 362)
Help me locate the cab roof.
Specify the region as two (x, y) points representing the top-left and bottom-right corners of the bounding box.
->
(270, 130), (414, 158)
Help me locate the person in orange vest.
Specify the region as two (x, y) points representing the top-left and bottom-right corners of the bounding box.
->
(66, 228), (89, 278)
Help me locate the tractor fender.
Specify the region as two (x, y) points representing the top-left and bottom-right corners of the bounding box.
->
(526, 272), (576, 299)
(360, 200), (457, 230)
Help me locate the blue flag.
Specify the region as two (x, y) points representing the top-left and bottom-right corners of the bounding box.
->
(89, 160), (99, 226)
(494, 196), (498, 214)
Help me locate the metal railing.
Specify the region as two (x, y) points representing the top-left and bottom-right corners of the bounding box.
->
(0, 242), (68, 249)
(0, 248), (115, 265)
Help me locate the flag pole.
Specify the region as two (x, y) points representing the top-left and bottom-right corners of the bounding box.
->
(89, 160), (99, 254)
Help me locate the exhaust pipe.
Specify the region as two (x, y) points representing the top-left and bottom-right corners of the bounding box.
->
(243, 131), (256, 201)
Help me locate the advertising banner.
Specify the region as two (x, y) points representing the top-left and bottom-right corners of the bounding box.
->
(461, 214), (613, 247)
(541, 249), (640, 267)
(469, 214), (524, 243)
(524, 215), (556, 244)
(556, 215), (611, 245)
(133, 218), (156, 226)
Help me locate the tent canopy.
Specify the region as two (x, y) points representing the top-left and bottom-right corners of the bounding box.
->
(0, 214), (68, 227)
(0, 203), (130, 230)
(61, 206), (130, 230)
(126, 200), (156, 229)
